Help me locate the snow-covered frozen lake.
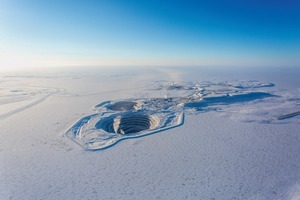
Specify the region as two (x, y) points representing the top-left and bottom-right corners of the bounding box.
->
(1, 66), (299, 200)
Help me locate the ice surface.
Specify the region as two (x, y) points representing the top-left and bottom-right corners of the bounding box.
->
(1, 68), (300, 200)
(0, 80), (59, 119)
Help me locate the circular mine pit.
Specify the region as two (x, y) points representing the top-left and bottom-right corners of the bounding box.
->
(97, 113), (159, 134)
(106, 101), (138, 111)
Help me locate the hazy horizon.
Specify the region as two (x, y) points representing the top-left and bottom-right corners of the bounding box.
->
(1, 0), (300, 70)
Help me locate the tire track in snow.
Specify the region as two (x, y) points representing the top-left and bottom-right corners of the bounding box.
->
(0, 92), (55, 120)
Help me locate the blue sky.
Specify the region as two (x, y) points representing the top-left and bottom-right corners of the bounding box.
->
(1, 0), (300, 69)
